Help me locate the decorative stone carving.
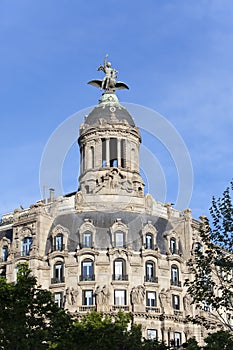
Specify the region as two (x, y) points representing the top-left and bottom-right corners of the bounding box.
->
(159, 288), (171, 313)
(183, 294), (192, 313)
(64, 287), (78, 307)
(131, 285), (145, 304)
(95, 285), (110, 311)
(95, 168), (133, 194)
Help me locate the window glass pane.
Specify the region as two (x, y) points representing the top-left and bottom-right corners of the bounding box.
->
(170, 238), (176, 253)
(147, 292), (156, 306)
(55, 235), (63, 250)
(174, 332), (181, 347)
(2, 247), (8, 262)
(83, 232), (92, 247)
(172, 266), (178, 281)
(54, 293), (63, 308)
(21, 237), (32, 256)
(84, 290), (93, 305)
(83, 261), (93, 276)
(146, 234), (152, 249)
(115, 260), (123, 277)
(115, 232), (124, 247)
(147, 329), (157, 340)
(146, 262), (154, 277)
(115, 290), (125, 305)
(55, 263), (63, 280)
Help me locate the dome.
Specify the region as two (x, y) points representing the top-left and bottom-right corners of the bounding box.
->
(84, 93), (135, 127)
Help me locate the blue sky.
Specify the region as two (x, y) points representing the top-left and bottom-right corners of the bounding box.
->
(0, 0), (232, 219)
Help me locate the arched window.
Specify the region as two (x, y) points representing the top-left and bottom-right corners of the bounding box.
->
(81, 259), (94, 281)
(115, 231), (125, 248)
(54, 234), (63, 251)
(145, 261), (157, 283)
(171, 265), (181, 287)
(113, 258), (127, 281)
(52, 262), (64, 284)
(21, 237), (32, 256)
(83, 231), (92, 248)
(145, 233), (153, 249)
(170, 238), (176, 254)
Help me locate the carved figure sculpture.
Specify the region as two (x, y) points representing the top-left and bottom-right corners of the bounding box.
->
(88, 54), (129, 92)
(131, 285), (145, 304)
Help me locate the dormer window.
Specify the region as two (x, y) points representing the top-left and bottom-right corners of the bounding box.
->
(21, 237), (32, 256)
(170, 238), (177, 254)
(115, 231), (124, 248)
(54, 234), (63, 251)
(83, 231), (92, 248)
(145, 233), (153, 249)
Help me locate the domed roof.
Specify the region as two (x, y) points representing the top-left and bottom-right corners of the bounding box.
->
(84, 93), (135, 127)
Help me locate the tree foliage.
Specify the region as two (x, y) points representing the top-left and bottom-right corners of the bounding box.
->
(186, 181), (233, 331)
(0, 263), (72, 350)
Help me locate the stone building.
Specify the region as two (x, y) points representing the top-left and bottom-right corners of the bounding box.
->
(0, 59), (212, 347)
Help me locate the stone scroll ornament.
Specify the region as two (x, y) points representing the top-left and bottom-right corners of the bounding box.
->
(88, 54), (129, 92)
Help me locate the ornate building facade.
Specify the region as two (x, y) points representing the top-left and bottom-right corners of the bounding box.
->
(0, 58), (211, 347)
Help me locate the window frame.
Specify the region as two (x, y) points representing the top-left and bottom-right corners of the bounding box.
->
(81, 259), (94, 281)
(21, 237), (33, 256)
(172, 294), (180, 310)
(146, 291), (157, 307)
(114, 289), (127, 306)
(54, 292), (63, 308)
(83, 290), (94, 306)
(53, 261), (64, 283)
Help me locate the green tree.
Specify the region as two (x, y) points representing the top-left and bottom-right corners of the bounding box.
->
(203, 330), (233, 350)
(0, 264), (72, 350)
(186, 181), (233, 331)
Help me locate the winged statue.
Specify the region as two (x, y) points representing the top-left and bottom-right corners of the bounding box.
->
(88, 54), (129, 92)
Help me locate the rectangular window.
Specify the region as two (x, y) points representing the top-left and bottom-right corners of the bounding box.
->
(170, 239), (176, 254)
(83, 290), (93, 306)
(115, 260), (123, 279)
(174, 332), (181, 347)
(54, 292), (63, 308)
(146, 291), (156, 307)
(114, 290), (126, 306)
(147, 329), (157, 340)
(83, 261), (93, 277)
(83, 232), (92, 248)
(172, 295), (180, 310)
(21, 237), (32, 256)
(55, 235), (63, 251)
(115, 232), (124, 248)
(145, 234), (153, 249)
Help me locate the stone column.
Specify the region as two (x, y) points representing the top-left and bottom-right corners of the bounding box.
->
(117, 138), (121, 167)
(106, 138), (110, 167)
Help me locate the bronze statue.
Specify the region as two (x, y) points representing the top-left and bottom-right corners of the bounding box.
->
(88, 54), (129, 92)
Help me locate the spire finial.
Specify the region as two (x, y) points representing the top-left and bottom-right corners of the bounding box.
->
(88, 55), (129, 93)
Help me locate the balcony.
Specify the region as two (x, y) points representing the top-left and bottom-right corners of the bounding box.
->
(144, 276), (158, 283)
(51, 276), (65, 284)
(79, 274), (95, 281)
(170, 279), (182, 287)
(79, 305), (96, 312)
(112, 274), (128, 281)
(146, 307), (160, 313)
(112, 305), (129, 312)
(174, 310), (183, 317)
